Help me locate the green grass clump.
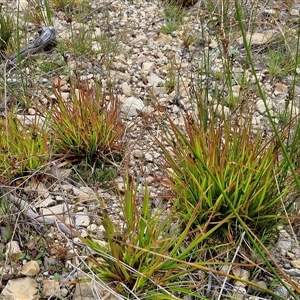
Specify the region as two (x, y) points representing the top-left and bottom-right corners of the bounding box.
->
(157, 110), (294, 240)
(82, 178), (209, 298)
(160, 1), (185, 35)
(0, 113), (51, 181)
(48, 82), (124, 164)
(0, 7), (14, 54)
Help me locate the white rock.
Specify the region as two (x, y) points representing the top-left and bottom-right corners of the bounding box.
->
(40, 204), (68, 220)
(80, 186), (95, 194)
(290, 8), (299, 16)
(256, 99), (272, 114)
(147, 73), (164, 86)
(209, 39), (218, 49)
(232, 286), (246, 300)
(5, 241), (21, 256)
(73, 212), (90, 227)
(291, 260), (300, 269)
(142, 61), (155, 74)
(1, 277), (38, 300)
(35, 196), (56, 208)
(21, 260), (40, 276)
(121, 97), (145, 116)
(145, 152), (153, 162)
(121, 81), (132, 96)
(87, 224), (98, 232)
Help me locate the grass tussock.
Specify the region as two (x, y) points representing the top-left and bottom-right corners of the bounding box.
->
(48, 82), (124, 164)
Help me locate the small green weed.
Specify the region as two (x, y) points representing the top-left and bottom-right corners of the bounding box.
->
(160, 2), (185, 35)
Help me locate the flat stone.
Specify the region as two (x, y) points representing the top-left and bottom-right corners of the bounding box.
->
(237, 32), (273, 46)
(121, 97), (145, 117)
(42, 280), (61, 298)
(80, 186), (95, 194)
(1, 277), (38, 300)
(35, 196), (56, 208)
(16, 0), (28, 10)
(40, 204), (69, 220)
(21, 261), (40, 276)
(73, 281), (119, 300)
(147, 73), (164, 87)
(67, 212), (90, 227)
(213, 104), (230, 117)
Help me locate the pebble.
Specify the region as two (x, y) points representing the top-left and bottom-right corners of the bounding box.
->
(21, 261), (40, 276)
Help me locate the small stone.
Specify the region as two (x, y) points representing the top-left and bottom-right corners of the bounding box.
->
(252, 280), (267, 290)
(142, 61), (155, 74)
(121, 81), (132, 97)
(213, 104), (230, 117)
(16, 0), (28, 10)
(5, 241), (21, 256)
(28, 108), (36, 115)
(290, 8), (299, 16)
(237, 32), (273, 46)
(21, 260), (40, 276)
(274, 83), (288, 94)
(121, 97), (145, 117)
(40, 204), (69, 220)
(147, 73), (164, 87)
(115, 176), (125, 193)
(35, 196), (56, 208)
(291, 260), (300, 269)
(232, 286), (246, 300)
(77, 192), (91, 201)
(131, 149), (144, 159)
(145, 152), (153, 162)
(87, 224), (98, 232)
(209, 39), (218, 49)
(73, 280), (119, 300)
(67, 212), (90, 227)
(42, 280), (61, 298)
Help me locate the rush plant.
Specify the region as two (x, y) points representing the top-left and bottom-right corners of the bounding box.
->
(82, 178), (210, 298)
(48, 82), (124, 164)
(0, 113), (51, 181)
(157, 110), (294, 240)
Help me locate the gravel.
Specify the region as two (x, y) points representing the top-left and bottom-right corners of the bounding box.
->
(1, 0), (300, 299)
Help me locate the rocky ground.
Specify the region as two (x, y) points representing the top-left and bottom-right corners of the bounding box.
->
(1, 0), (300, 299)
